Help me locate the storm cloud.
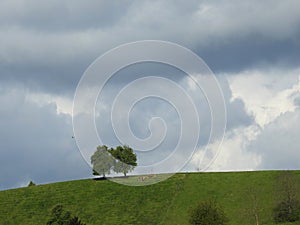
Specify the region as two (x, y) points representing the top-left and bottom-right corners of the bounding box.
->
(0, 0), (300, 189)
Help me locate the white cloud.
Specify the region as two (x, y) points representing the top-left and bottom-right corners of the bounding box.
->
(26, 92), (73, 115)
(227, 68), (300, 127)
(191, 125), (261, 171)
(189, 67), (300, 171)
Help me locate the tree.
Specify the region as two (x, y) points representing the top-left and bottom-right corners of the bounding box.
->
(68, 216), (86, 225)
(47, 205), (72, 225)
(274, 200), (300, 223)
(109, 145), (137, 177)
(273, 171), (300, 223)
(91, 145), (115, 178)
(47, 205), (86, 225)
(189, 199), (228, 225)
(28, 181), (36, 187)
(245, 187), (263, 225)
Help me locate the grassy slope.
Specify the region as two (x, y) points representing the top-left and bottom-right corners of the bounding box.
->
(0, 171), (300, 225)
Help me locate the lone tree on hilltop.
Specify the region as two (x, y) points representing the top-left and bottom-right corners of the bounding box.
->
(109, 145), (137, 177)
(91, 145), (115, 178)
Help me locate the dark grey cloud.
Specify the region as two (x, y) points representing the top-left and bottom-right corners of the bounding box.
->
(0, 86), (90, 190)
(0, 1), (130, 31)
(1, 0), (300, 94)
(218, 76), (254, 129)
(1, 0), (300, 189)
(294, 97), (300, 107)
(91, 71), (252, 170)
(249, 109), (300, 170)
(198, 34), (300, 73)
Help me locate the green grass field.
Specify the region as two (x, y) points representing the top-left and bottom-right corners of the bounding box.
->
(0, 171), (300, 225)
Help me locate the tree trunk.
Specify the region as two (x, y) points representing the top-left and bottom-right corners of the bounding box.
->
(255, 213), (259, 225)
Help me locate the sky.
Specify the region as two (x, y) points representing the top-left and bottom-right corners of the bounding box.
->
(1, 0), (300, 190)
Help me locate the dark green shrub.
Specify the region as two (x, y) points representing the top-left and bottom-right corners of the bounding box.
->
(46, 205), (86, 225)
(28, 181), (36, 187)
(189, 199), (228, 225)
(68, 216), (86, 225)
(274, 199), (300, 223)
(273, 171), (300, 223)
(47, 204), (72, 225)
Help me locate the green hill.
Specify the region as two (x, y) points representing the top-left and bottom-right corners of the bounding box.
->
(0, 171), (300, 225)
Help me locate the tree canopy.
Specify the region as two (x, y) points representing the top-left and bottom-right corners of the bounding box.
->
(91, 145), (137, 177)
(109, 145), (137, 177)
(91, 145), (115, 177)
